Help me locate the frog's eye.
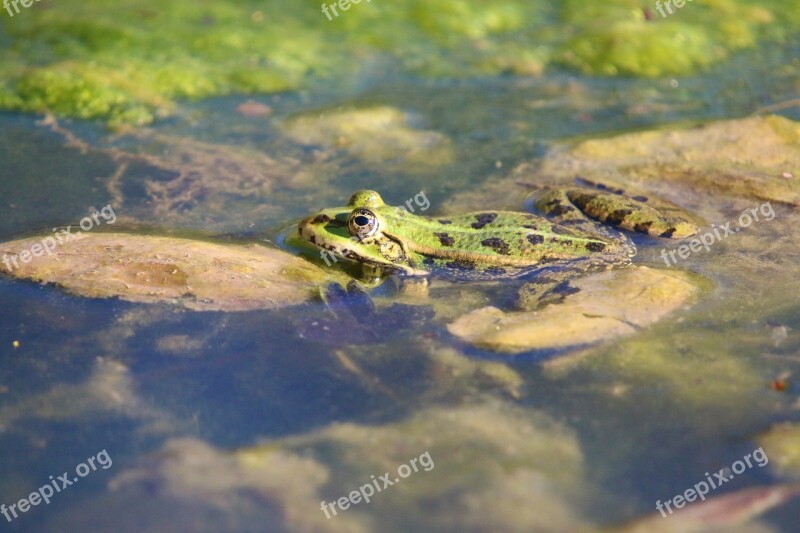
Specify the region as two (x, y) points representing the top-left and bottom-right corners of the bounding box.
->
(347, 209), (379, 240)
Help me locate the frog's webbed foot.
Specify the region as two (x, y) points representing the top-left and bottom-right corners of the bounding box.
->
(320, 279), (376, 319)
(529, 184), (698, 239)
(516, 277), (579, 310)
(515, 259), (613, 310)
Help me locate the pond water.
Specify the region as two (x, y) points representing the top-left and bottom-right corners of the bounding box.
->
(0, 1), (799, 532)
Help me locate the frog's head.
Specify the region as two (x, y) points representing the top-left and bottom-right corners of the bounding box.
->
(298, 190), (412, 272)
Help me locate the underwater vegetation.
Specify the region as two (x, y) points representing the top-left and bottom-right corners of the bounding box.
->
(0, 0), (797, 126)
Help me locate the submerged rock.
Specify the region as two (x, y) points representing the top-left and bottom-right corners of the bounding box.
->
(448, 266), (703, 354)
(94, 399), (588, 532)
(282, 106), (454, 172)
(758, 423), (800, 479)
(101, 438), (367, 533)
(0, 232), (349, 311)
(0, 357), (172, 433)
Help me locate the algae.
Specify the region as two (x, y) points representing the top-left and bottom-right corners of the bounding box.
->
(557, 0), (778, 77)
(0, 0), (796, 125)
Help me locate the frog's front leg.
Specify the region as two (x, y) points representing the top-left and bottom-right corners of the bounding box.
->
(530, 186), (698, 239)
(359, 263), (430, 298)
(390, 275), (430, 298)
(359, 263), (387, 287)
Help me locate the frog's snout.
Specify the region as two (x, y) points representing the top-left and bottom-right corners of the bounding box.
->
(298, 213), (343, 247)
(297, 215), (319, 245)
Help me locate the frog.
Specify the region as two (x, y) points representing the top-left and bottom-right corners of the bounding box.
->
(294, 183), (698, 307)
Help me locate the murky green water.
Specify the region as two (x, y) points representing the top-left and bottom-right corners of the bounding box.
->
(1, 1), (799, 532)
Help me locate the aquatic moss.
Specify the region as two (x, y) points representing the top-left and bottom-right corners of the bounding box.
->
(0, 0), (796, 125)
(0, 0), (332, 126)
(557, 0), (778, 76)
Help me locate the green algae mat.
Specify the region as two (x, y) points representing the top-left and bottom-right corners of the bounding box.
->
(1, 0), (798, 126)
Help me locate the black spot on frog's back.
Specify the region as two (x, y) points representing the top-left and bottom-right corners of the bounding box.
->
(527, 234), (544, 245)
(585, 241), (606, 252)
(481, 237), (511, 255)
(434, 232), (455, 246)
(438, 219), (453, 225)
(471, 213), (498, 229)
(606, 209), (633, 226)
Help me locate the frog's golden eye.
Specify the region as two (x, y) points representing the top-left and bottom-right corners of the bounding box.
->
(348, 208), (379, 240)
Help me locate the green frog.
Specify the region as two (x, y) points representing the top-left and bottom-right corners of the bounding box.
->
(294, 185), (697, 306)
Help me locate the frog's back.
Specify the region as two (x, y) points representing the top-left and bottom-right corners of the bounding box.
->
(381, 210), (632, 280)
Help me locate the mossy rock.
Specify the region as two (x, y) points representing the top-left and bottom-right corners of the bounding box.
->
(540, 115), (800, 207)
(445, 115), (800, 213)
